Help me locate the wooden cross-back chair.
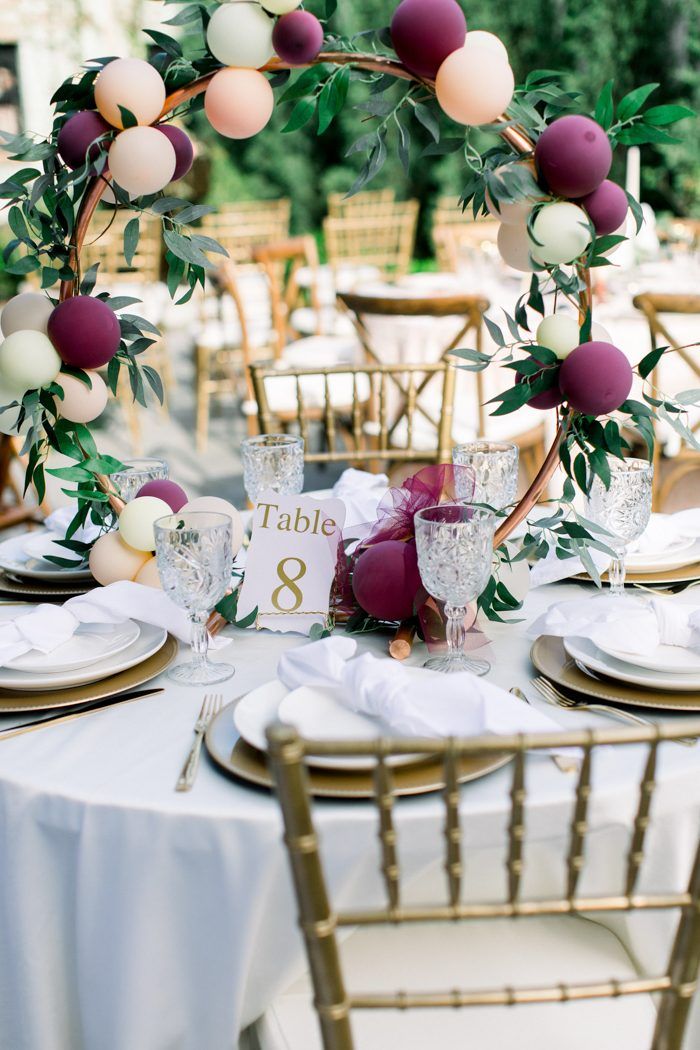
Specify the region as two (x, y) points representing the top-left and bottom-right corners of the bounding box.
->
(201, 199), (291, 261)
(248, 359), (457, 468)
(252, 236), (323, 351)
(323, 202), (420, 279)
(267, 720), (700, 1050)
(433, 219), (500, 273)
(633, 293), (700, 508)
(0, 435), (48, 531)
(327, 188), (396, 219)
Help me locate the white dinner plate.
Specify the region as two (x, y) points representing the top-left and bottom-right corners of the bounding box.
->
(595, 636), (700, 675)
(563, 636), (700, 693)
(0, 533), (93, 582)
(0, 621), (168, 691)
(4, 620), (141, 674)
(626, 537), (700, 573)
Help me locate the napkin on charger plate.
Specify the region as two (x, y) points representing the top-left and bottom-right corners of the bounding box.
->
(332, 469), (389, 531)
(528, 592), (700, 656)
(0, 581), (232, 666)
(277, 637), (563, 740)
(22, 505), (102, 563)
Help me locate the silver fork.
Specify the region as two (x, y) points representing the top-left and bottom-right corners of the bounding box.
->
(534, 677), (696, 747)
(510, 687), (579, 773)
(176, 694), (223, 792)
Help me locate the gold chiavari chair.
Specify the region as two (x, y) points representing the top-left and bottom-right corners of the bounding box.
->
(633, 293), (700, 508)
(248, 359), (457, 468)
(323, 202), (420, 280)
(201, 199), (291, 262)
(432, 192), (464, 230)
(252, 236), (323, 350)
(327, 188), (396, 219)
(433, 219), (500, 273)
(267, 720), (700, 1050)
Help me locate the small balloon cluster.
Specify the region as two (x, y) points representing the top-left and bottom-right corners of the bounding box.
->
(89, 485), (244, 590)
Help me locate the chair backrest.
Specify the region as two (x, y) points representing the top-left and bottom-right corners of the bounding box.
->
(323, 202), (420, 278)
(248, 358), (458, 466)
(267, 720), (700, 1050)
(252, 236), (322, 349)
(83, 210), (162, 284)
(432, 193), (464, 231)
(433, 220), (500, 272)
(201, 199), (291, 263)
(327, 188), (397, 218)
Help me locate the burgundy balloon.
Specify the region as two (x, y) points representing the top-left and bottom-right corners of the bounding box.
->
(559, 341), (633, 417)
(137, 479), (189, 512)
(352, 539), (421, 622)
(516, 358), (564, 410)
(156, 125), (194, 181)
(273, 11), (324, 65)
(535, 115), (612, 199)
(57, 111), (112, 171)
(390, 0), (466, 79)
(48, 296), (121, 369)
(580, 179), (628, 236)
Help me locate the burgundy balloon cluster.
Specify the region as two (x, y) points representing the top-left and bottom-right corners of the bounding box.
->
(57, 110), (194, 182)
(520, 340), (633, 418)
(391, 0), (466, 79)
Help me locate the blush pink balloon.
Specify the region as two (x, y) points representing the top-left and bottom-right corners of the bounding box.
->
(436, 47), (514, 126)
(136, 479), (188, 512)
(108, 126), (177, 197)
(273, 11), (324, 65)
(205, 68), (274, 140)
(352, 540), (421, 621)
(56, 371), (109, 423)
(48, 296), (121, 369)
(535, 115), (612, 199)
(57, 111), (112, 170)
(156, 125), (194, 181)
(391, 0), (466, 79)
(580, 179), (629, 236)
(559, 341), (633, 416)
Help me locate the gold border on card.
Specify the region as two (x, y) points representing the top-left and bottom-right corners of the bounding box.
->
(0, 635), (178, 713)
(531, 635), (700, 712)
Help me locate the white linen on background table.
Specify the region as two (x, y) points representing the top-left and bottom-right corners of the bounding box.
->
(0, 582), (699, 1050)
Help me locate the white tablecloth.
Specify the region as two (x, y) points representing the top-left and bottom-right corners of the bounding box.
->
(1, 582), (699, 1050)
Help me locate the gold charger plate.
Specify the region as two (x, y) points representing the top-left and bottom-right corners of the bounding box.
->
(0, 634), (178, 714)
(531, 635), (700, 712)
(206, 702), (511, 799)
(573, 562), (700, 587)
(0, 571), (96, 599)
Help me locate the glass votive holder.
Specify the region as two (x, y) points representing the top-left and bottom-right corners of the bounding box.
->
(112, 458), (169, 503)
(452, 441), (519, 511)
(242, 435), (305, 504)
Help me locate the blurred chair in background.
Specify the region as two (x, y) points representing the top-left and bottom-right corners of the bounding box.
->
(327, 188), (396, 218)
(323, 201), (420, 281)
(433, 220), (500, 274)
(201, 199), (291, 259)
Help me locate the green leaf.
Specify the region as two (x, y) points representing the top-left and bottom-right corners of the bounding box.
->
(643, 104), (694, 127)
(123, 217), (140, 267)
(594, 79), (615, 129)
(413, 103), (440, 143)
(117, 105), (139, 129)
(282, 98), (316, 134)
(617, 83), (658, 123)
(317, 67), (349, 135)
(638, 345), (666, 379)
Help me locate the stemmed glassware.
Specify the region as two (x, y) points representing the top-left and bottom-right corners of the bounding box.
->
(414, 503), (497, 676)
(112, 458), (169, 503)
(154, 512), (235, 685)
(452, 441), (519, 510)
(585, 458), (654, 596)
(242, 435), (304, 504)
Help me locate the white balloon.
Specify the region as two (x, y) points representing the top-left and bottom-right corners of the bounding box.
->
(1, 293), (54, 337)
(497, 223), (538, 273)
(207, 3), (275, 69)
(591, 322), (612, 342)
(464, 30), (509, 63)
(485, 164), (545, 225)
(536, 314), (580, 360)
(529, 202), (592, 266)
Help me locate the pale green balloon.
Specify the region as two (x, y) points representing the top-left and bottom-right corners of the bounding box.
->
(536, 314), (580, 360)
(207, 3), (275, 68)
(529, 202), (592, 266)
(0, 330), (62, 396)
(260, 0), (303, 12)
(118, 496), (172, 552)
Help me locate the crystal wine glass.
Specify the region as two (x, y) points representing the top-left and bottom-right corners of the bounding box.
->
(154, 512), (234, 685)
(241, 435), (304, 505)
(586, 458), (654, 596)
(452, 441), (519, 510)
(414, 503), (497, 676)
(112, 458), (169, 503)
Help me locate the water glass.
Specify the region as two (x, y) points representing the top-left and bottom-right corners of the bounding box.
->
(586, 458), (654, 596)
(154, 512), (235, 685)
(242, 435), (304, 504)
(112, 458), (169, 503)
(414, 503), (497, 676)
(452, 442), (519, 510)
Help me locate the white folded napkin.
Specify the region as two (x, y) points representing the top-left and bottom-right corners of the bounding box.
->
(278, 637), (562, 739)
(332, 469), (389, 531)
(528, 593), (700, 656)
(0, 581), (231, 666)
(23, 506), (102, 563)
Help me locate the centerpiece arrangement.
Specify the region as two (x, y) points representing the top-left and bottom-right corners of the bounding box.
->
(0, 0), (696, 632)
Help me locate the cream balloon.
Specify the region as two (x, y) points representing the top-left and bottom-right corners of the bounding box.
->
(536, 314), (580, 360)
(56, 371), (109, 423)
(118, 496), (172, 552)
(134, 557), (163, 589)
(207, 3), (275, 68)
(485, 164), (545, 225)
(497, 223), (538, 273)
(99, 181), (136, 207)
(1, 293), (54, 337)
(529, 202), (592, 266)
(261, 0), (303, 12)
(0, 330), (62, 394)
(183, 496), (244, 557)
(89, 530), (151, 585)
(463, 30), (509, 63)
(108, 127), (177, 197)
(592, 322), (612, 342)
(0, 382), (27, 437)
(94, 58), (166, 128)
(204, 68), (274, 139)
(436, 47), (514, 126)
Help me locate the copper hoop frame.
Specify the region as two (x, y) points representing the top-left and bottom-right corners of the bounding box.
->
(60, 52), (575, 539)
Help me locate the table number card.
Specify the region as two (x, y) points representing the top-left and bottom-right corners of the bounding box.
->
(237, 492), (346, 636)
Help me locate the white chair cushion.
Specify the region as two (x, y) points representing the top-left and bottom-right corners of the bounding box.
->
(258, 917), (656, 1050)
(282, 335), (361, 369)
(262, 371), (371, 415)
(196, 321), (273, 352)
(290, 307), (356, 339)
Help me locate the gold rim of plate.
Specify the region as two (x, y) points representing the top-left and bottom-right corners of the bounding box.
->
(531, 635), (700, 712)
(0, 634), (178, 713)
(0, 570), (96, 598)
(205, 702), (511, 799)
(573, 562), (700, 586)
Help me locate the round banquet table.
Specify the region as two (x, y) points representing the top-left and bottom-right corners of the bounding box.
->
(1, 580), (700, 1050)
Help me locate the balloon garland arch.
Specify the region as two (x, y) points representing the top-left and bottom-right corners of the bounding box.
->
(0, 0), (696, 610)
